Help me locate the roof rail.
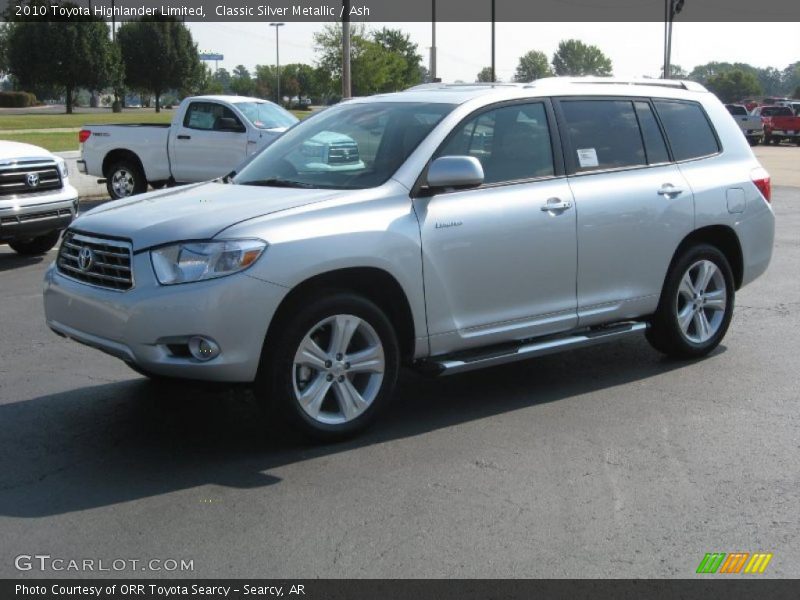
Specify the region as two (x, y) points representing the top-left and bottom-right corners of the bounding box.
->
(526, 77), (707, 92)
(405, 82), (525, 91)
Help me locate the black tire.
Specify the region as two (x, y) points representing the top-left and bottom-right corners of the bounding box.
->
(8, 230), (61, 256)
(106, 160), (147, 199)
(762, 134), (772, 145)
(747, 137), (759, 147)
(255, 292), (400, 442)
(647, 244), (735, 359)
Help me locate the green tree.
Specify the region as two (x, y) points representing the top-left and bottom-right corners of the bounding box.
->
(514, 50), (552, 82)
(230, 64), (254, 96)
(705, 69), (762, 103)
(280, 63), (318, 103)
(6, 2), (116, 113)
(783, 62), (800, 97)
(552, 39), (612, 76)
(476, 67), (494, 82)
(660, 64), (688, 78)
(253, 64), (274, 99)
(117, 14), (200, 112)
(314, 24), (416, 97)
(373, 27), (424, 88)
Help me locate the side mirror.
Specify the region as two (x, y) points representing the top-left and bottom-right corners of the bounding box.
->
(217, 117), (245, 132)
(426, 156), (484, 190)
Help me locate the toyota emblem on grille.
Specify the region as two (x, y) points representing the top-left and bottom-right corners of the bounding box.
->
(26, 172), (40, 188)
(77, 247), (94, 271)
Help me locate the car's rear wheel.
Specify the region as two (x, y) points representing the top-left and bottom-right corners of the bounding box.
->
(256, 292), (399, 441)
(8, 230), (61, 256)
(106, 160), (146, 199)
(647, 244), (735, 358)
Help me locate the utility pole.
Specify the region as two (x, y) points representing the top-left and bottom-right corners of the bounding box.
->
(342, 0), (351, 98)
(490, 0), (496, 82)
(270, 22), (284, 104)
(430, 0), (437, 82)
(663, 0), (685, 78)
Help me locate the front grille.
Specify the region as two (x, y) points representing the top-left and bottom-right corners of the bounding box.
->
(327, 142), (360, 164)
(57, 231), (134, 291)
(1, 208), (72, 226)
(0, 159), (62, 197)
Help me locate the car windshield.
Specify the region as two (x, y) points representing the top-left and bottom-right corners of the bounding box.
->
(234, 101), (456, 190)
(235, 102), (299, 130)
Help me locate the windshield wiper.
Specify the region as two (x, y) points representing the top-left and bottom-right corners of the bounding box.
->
(239, 178), (317, 188)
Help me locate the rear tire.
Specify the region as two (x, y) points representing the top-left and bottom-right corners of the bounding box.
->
(8, 230), (61, 256)
(647, 244), (735, 359)
(106, 160), (146, 199)
(255, 292), (400, 442)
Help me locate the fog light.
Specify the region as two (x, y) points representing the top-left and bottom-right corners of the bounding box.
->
(188, 336), (220, 361)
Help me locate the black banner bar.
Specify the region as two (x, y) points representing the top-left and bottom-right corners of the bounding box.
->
(4, 579), (800, 600)
(2, 0), (800, 22)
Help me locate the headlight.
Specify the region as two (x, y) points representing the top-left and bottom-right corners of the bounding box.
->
(55, 157), (68, 179)
(150, 239), (267, 285)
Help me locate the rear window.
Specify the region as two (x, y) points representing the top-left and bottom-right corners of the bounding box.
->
(560, 100), (646, 172)
(726, 105), (747, 116)
(761, 106), (793, 117)
(654, 101), (719, 161)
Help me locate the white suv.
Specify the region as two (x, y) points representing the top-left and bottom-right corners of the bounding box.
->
(44, 78), (774, 440)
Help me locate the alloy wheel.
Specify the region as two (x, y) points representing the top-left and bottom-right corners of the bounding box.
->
(292, 314), (385, 425)
(675, 259), (727, 344)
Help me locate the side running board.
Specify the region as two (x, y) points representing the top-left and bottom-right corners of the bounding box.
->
(419, 321), (649, 376)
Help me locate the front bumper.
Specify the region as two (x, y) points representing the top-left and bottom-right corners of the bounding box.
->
(0, 184), (78, 242)
(44, 255), (288, 382)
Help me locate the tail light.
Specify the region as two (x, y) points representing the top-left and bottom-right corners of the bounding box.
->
(751, 167), (771, 203)
(78, 129), (91, 143)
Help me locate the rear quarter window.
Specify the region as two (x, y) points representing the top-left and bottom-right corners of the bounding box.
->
(654, 100), (720, 161)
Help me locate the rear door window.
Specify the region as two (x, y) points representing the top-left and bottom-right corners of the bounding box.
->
(653, 100), (720, 161)
(634, 101), (670, 165)
(559, 100), (646, 172)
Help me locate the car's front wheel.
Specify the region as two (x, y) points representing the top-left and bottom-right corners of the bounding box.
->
(647, 244), (735, 358)
(8, 230), (61, 256)
(256, 292), (400, 441)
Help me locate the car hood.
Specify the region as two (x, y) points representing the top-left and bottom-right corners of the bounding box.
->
(72, 182), (350, 251)
(0, 140), (56, 162)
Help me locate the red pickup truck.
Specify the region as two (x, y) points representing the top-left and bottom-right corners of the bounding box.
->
(751, 105), (800, 145)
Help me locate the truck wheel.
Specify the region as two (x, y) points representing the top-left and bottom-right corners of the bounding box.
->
(255, 292), (400, 442)
(762, 134), (771, 145)
(747, 137), (759, 147)
(646, 244), (734, 359)
(106, 160), (146, 199)
(8, 230), (61, 256)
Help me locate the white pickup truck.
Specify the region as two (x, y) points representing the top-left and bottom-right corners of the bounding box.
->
(78, 95), (299, 199)
(724, 104), (763, 146)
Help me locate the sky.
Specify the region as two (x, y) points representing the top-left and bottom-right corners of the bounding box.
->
(187, 21), (800, 82)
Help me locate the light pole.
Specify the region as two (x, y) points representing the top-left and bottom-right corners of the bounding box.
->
(490, 0), (496, 82)
(342, 1), (351, 99)
(663, 0), (685, 78)
(430, 0), (437, 82)
(270, 22), (284, 104)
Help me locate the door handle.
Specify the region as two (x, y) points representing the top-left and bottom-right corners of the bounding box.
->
(177, 135), (191, 140)
(541, 198), (573, 212)
(657, 184), (683, 196)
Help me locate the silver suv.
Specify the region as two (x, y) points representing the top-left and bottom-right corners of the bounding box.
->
(44, 78), (775, 440)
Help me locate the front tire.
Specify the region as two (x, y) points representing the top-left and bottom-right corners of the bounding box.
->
(8, 230), (61, 255)
(647, 244), (735, 359)
(256, 292), (400, 442)
(106, 160), (146, 199)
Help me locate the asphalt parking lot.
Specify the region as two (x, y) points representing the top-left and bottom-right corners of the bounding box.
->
(1, 158), (798, 578)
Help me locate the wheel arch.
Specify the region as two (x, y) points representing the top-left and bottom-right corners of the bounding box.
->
(102, 149), (146, 182)
(265, 267), (419, 363)
(669, 225), (744, 290)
